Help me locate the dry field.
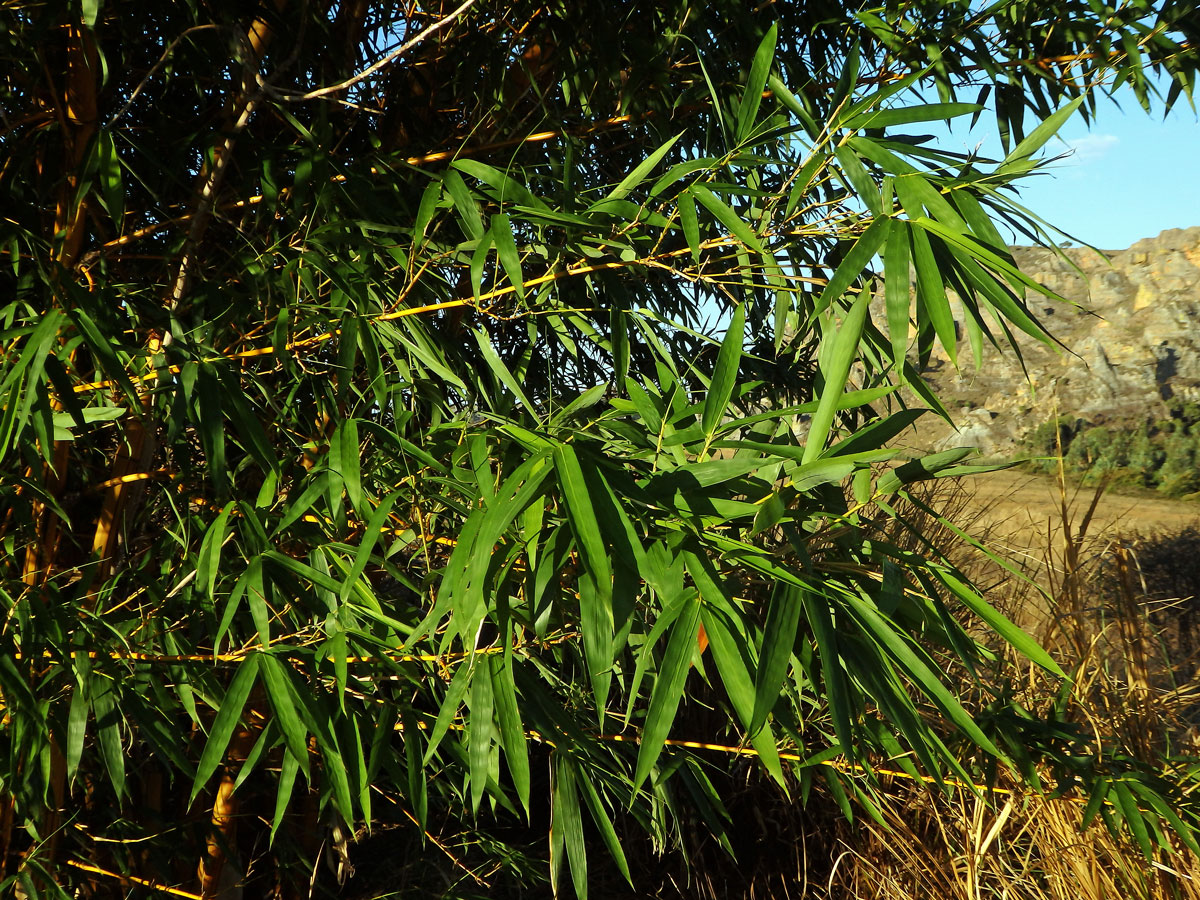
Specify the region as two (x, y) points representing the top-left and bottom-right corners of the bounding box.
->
(956, 468), (1200, 546)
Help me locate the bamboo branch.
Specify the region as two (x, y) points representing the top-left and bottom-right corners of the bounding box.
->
(272, 0), (479, 102)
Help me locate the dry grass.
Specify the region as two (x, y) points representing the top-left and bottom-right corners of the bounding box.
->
(821, 469), (1200, 900)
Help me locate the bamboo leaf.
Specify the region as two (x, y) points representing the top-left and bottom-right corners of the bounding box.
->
(270, 749), (300, 845)
(909, 224), (957, 364)
(491, 213), (525, 300)
(884, 219), (912, 372)
(814, 217), (889, 315)
(66, 684), (88, 782)
(690, 185), (765, 253)
(338, 490), (401, 603)
(467, 657), (494, 813)
(596, 133), (682, 206)
(1001, 97), (1084, 172)
(843, 591), (1003, 759)
(550, 754), (589, 900)
(490, 653), (530, 815)
(678, 191), (700, 262)
(848, 101), (981, 129)
(702, 302), (745, 439)
(191, 655), (261, 805)
(936, 569), (1064, 676)
(442, 168), (484, 239)
(750, 582), (803, 735)
(633, 588), (701, 788)
(259, 653), (311, 780)
(803, 289), (874, 463)
(90, 675), (126, 798)
(197, 502), (234, 602)
(331, 419), (363, 516)
(736, 24), (777, 143)
(576, 770), (632, 885)
(474, 327), (539, 416)
(553, 444), (614, 711)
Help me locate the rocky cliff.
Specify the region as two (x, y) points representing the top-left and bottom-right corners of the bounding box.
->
(912, 226), (1200, 454)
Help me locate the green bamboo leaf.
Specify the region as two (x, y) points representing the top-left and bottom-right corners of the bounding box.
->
(552, 384), (606, 425)
(803, 289), (873, 464)
(195, 365), (229, 497)
(909, 225), (957, 364)
(330, 419), (363, 516)
(66, 684), (89, 782)
(690, 184), (765, 253)
(884, 219), (912, 372)
(702, 302), (745, 439)
(576, 769), (632, 885)
(413, 178), (442, 245)
(845, 136), (919, 176)
(452, 159), (546, 209)
(952, 190), (1011, 256)
(423, 657), (472, 764)
(316, 727), (355, 821)
(89, 675), (126, 798)
(798, 587), (854, 758)
(244, 556), (272, 645)
(915, 217), (1057, 342)
(1128, 780), (1200, 855)
(848, 101), (981, 129)
(458, 452), (552, 643)
(491, 213), (525, 300)
(259, 653), (311, 779)
(1112, 779), (1154, 860)
(633, 589), (701, 788)
(191, 655), (261, 805)
(270, 749), (300, 845)
(65, 307), (137, 401)
(695, 570), (785, 785)
(1080, 777), (1109, 832)
(197, 502), (234, 602)
(766, 74), (820, 137)
(467, 657), (494, 813)
(324, 627), (349, 712)
(625, 378), (663, 433)
(474, 327), (539, 417)
(843, 591), (1003, 759)
(834, 145), (881, 216)
(95, 130), (124, 227)
(750, 581), (803, 735)
(678, 191), (701, 262)
(442, 168), (484, 239)
(736, 24), (777, 143)
(553, 444), (614, 710)
(894, 173), (967, 231)
(490, 653), (530, 815)
(936, 569), (1063, 676)
(650, 157), (719, 196)
(550, 754), (589, 900)
(1001, 97), (1084, 173)
(595, 132), (682, 206)
(814, 216), (889, 315)
(271, 470), (334, 536)
(338, 490), (401, 603)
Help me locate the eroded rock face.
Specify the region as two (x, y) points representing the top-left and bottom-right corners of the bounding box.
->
(912, 226), (1200, 454)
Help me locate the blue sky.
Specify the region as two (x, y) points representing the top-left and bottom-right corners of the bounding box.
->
(932, 89), (1199, 251)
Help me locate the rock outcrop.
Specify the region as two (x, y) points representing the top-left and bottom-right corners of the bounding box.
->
(911, 226), (1200, 454)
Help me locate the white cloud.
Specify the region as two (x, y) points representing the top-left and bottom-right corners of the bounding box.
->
(1061, 133), (1119, 164)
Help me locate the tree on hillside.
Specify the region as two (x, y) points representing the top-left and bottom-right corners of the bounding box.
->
(1, 1), (1197, 897)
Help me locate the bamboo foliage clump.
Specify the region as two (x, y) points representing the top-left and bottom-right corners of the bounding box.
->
(1, 1), (1199, 897)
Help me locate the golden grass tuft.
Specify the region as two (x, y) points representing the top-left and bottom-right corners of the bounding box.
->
(822, 467), (1200, 900)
